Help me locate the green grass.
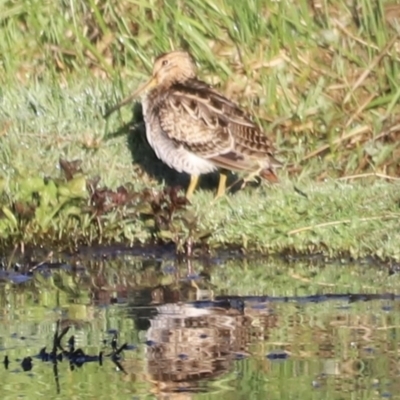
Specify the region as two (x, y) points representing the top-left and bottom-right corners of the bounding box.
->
(1, 0), (400, 259)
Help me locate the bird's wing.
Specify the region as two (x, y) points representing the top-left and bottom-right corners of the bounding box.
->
(157, 79), (280, 172)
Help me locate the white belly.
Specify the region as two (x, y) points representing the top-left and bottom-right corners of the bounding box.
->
(142, 101), (217, 176)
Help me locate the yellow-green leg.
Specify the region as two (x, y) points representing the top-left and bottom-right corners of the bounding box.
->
(186, 174), (199, 199)
(215, 170), (228, 198)
(241, 166), (264, 189)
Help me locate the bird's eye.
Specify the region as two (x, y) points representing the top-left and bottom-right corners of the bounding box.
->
(161, 59), (169, 66)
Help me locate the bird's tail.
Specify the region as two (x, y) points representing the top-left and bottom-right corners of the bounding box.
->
(259, 168), (279, 182)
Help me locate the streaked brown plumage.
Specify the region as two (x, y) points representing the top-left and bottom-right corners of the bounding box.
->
(106, 51), (281, 198)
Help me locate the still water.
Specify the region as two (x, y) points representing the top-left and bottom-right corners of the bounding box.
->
(0, 249), (399, 399)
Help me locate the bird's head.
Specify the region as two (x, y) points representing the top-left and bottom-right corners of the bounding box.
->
(104, 51), (196, 117)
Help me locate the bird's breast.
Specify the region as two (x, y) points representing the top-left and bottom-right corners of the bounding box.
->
(141, 96), (216, 176)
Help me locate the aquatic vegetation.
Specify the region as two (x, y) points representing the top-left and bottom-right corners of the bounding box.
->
(0, 159), (208, 252)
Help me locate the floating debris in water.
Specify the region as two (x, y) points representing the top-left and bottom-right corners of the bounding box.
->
(2, 320), (137, 394)
(162, 265), (176, 274)
(21, 357), (33, 371)
(124, 344), (137, 351)
(364, 347), (375, 354)
(233, 352), (249, 360)
(266, 351), (289, 360)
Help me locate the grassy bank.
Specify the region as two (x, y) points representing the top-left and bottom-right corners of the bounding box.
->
(1, 0), (400, 259)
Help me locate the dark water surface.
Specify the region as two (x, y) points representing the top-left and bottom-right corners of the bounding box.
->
(0, 249), (399, 399)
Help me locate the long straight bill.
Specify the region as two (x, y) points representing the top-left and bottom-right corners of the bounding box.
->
(103, 76), (157, 118)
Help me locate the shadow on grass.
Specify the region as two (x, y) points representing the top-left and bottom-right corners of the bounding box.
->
(105, 102), (247, 194)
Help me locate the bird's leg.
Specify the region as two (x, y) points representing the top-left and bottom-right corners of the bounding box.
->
(186, 175), (199, 199)
(215, 170), (228, 199)
(241, 167), (263, 189)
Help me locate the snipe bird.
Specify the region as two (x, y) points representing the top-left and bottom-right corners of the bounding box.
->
(105, 51), (281, 199)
